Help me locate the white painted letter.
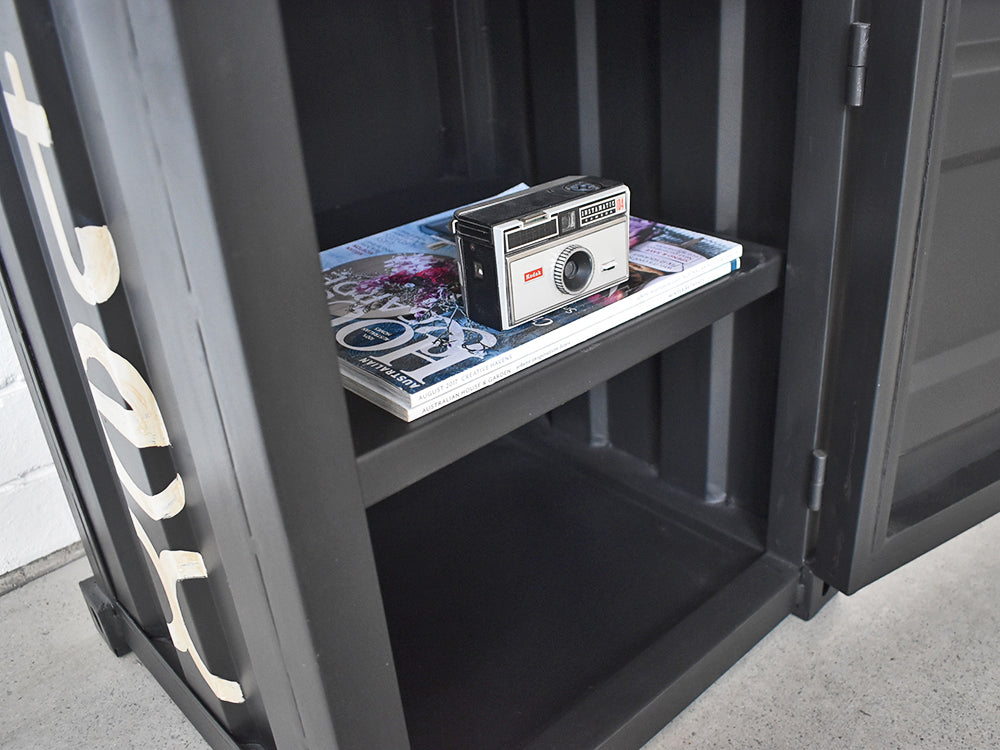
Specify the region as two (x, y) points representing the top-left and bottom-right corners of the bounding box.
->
(131, 512), (244, 703)
(106, 437), (185, 521)
(72, 323), (170, 449)
(4, 52), (119, 305)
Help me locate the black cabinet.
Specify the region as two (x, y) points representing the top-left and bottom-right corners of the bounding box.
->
(1, 2), (997, 749)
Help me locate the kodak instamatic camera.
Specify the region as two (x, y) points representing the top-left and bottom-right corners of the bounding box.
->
(452, 176), (630, 330)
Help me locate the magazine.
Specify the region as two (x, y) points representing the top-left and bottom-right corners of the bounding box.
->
(320, 192), (742, 421)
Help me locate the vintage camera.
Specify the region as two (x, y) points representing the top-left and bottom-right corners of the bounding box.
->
(452, 176), (630, 330)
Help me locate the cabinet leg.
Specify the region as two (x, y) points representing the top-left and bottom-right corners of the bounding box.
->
(793, 569), (837, 620)
(79, 577), (131, 657)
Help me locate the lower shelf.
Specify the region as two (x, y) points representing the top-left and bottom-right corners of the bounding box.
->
(366, 427), (796, 749)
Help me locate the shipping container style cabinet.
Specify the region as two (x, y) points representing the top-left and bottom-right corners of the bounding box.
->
(2, 1), (998, 748)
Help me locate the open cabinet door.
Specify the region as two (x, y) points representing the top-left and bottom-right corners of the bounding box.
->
(808, 0), (1000, 594)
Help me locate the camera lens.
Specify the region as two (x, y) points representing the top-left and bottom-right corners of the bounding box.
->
(555, 246), (594, 294)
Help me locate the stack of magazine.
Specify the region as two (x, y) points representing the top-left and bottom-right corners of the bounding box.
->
(320, 187), (742, 421)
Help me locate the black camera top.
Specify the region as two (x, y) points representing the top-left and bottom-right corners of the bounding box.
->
(563, 180), (602, 194)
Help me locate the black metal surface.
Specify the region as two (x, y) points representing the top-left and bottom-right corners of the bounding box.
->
(656, 2), (721, 230)
(596, 1), (660, 208)
(6, 1), (993, 748)
(810, 0), (1000, 594)
(525, 554), (797, 750)
(68, 2), (409, 747)
(725, 293), (784, 513)
(655, 328), (714, 494)
(522, 0), (581, 180)
(766, 0), (859, 599)
(111, 587), (248, 750)
(522, 419), (767, 553)
(284, 0), (531, 248)
(607, 357), (663, 468)
(350, 244), (783, 505)
(35, 2), (273, 741)
(80, 577), (130, 657)
(367, 429), (775, 750)
(888, 0), (1000, 527)
(809, 0), (943, 595)
(0, 0), (169, 636)
(737, 1), (802, 248)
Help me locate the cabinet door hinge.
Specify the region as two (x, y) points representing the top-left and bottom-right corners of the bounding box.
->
(808, 448), (828, 512)
(847, 21), (871, 107)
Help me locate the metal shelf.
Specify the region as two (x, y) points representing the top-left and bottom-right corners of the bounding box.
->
(349, 242), (784, 505)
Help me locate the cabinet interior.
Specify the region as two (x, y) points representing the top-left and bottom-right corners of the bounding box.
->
(366, 424), (763, 750)
(277, 1), (799, 746)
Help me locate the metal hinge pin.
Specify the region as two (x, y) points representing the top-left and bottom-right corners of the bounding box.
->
(847, 22), (871, 107)
(808, 448), (828, 512)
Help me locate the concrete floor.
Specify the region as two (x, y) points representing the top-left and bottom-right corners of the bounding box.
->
(3, 514), (999, 749)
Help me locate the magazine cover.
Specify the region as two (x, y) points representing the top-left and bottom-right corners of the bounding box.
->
(320, 192), (742, 421)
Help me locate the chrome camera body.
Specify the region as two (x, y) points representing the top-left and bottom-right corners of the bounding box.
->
(452, 176), (630, 330)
